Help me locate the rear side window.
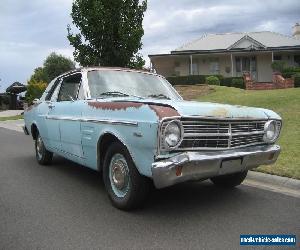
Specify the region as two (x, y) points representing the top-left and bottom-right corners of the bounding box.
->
(45, 79), (61, 101)
(57, 74), (81, 102)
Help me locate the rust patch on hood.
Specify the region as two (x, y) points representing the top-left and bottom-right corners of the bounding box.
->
(88, 101), (143, 111)
(149, 105), (180, 120)
(211, 107), (230, 118)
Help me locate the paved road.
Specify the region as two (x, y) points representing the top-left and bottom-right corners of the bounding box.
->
(0, 128), (299, 250)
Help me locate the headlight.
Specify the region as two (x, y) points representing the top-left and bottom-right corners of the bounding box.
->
(163, 120), (183, 149)
(263, 120), (281, 143)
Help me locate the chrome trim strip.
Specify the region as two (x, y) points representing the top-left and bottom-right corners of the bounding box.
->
(183, 131), (265, 137)
(170, 141), (266, 151)
(45, 115), (138, 126)
(181, 116), (269, 121)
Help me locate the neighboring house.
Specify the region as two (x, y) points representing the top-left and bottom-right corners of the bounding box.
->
(149, 24), (300, 83)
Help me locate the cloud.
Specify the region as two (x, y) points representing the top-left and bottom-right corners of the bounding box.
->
(0, 0), (300, 91)
(141, 0), (300, 60)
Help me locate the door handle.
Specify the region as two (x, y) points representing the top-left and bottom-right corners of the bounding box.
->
(48, 103), (55, 109)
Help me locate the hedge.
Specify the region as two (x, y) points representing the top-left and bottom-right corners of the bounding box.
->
(231, 78), (245, 89)
(166, 75), (245, 89)
(166, 75), (223, 85)
(294, 76), (300, 88)
(220, 77), (244, 88)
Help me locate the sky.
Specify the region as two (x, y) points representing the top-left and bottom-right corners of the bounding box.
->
(0, 0), (300, 91)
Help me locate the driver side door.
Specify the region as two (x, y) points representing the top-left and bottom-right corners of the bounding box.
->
(55, 73), (83, 158)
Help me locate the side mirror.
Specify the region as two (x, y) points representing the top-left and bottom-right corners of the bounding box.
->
(33, 98), (39, 104)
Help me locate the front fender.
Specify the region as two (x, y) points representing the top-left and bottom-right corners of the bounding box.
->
(81, 121), (158, 177)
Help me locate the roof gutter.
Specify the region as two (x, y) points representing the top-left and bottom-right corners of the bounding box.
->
(149, 46), (300, 58)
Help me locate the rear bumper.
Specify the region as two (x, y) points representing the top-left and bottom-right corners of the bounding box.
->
(152, 144), (280, 189)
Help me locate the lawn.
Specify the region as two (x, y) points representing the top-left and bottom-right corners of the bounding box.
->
(0, 115), (23, 121)
(197, 86), (300, 179)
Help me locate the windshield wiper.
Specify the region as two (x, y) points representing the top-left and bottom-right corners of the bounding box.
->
(97, 91), (144, 99)
(148, 94), (171, 100)
(99, 91), (129, 97)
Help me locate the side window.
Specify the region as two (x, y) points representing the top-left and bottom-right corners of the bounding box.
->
(45, 78), (61, 101)
(57, 74), (81, 102)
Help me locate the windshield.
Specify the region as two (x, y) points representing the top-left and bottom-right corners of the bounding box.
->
(87, 70), (181, 100)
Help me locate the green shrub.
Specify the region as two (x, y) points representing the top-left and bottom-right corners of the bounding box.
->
(282, 66), (300, 78)
(282, 72), (295, 78)
(231, 78), (245, 89)
(205, 76), (220, 85)
(271, 61), (286, 73)
(294, 76), (300, 88)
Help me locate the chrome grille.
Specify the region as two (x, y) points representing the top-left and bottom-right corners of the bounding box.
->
(178, 118), (266, 150)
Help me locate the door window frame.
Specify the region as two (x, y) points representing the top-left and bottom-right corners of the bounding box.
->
(56, 73), (82, 102)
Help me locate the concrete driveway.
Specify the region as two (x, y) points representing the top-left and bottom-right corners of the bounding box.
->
(0, 110), (23, 117)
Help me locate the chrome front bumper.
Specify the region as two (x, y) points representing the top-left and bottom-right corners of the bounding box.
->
(152, 145), (280, 189)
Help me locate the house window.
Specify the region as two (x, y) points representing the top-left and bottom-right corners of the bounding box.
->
(209, 58), (220, 74)
(192, 62), (198, 75)
(274, 55), (282, 61)
(294, 55), (300, 66)
(174, 61), (180, 67)
(250, 57), (256, 71)
(235, 56), (256, 73)
(236, 57), (241, 73)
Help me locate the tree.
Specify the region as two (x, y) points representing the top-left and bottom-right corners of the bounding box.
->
(29, 67), (48, 83)
(43, 52), (76, 82)
(67, 0), (147, 69)
(25, 52), (75, 104)
(25, 79), (47, 104)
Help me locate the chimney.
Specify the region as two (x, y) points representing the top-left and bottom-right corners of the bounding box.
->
(292, 23), (300, 39)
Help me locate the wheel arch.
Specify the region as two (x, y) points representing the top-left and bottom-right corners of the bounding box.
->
(31, 123), (39, 140)
(97, 132), (137, 172)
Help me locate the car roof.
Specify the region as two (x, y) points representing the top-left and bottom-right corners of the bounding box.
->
(57, 67), (159, 79)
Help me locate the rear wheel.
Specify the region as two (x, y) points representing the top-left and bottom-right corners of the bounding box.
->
(210, 171), (248, 188)
(103, 141), (150, 210)
(35, 132), (53, 165)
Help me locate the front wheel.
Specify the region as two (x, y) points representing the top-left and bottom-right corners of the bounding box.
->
(35, 132), (53, 165)
(210, 171), (248, 188)
(103, 142), (150, 210)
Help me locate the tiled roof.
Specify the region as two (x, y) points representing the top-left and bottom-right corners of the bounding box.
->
(174, 31), (300, 52)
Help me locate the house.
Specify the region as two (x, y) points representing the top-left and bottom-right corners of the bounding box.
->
(149, 24), (300, 83)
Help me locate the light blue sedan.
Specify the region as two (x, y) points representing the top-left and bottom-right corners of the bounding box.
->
(24, 67), (282, 210)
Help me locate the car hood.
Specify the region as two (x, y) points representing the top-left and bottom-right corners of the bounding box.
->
(110, 98), (281, 120)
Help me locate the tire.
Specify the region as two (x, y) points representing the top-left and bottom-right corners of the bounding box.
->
(103, 141), (150, 210)
(35, 132), (53, 165)
(210, 170), (248, 188)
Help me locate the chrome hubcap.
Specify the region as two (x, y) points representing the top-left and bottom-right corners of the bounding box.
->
(112, 162), (127, 189)
(109, 154), (130, 197)
(36, 136), (43, 159)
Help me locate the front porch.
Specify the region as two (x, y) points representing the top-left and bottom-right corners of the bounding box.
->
(150, 50), (299, 84)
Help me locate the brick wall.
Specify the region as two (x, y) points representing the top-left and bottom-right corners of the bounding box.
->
(244, 72), (294, 90)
